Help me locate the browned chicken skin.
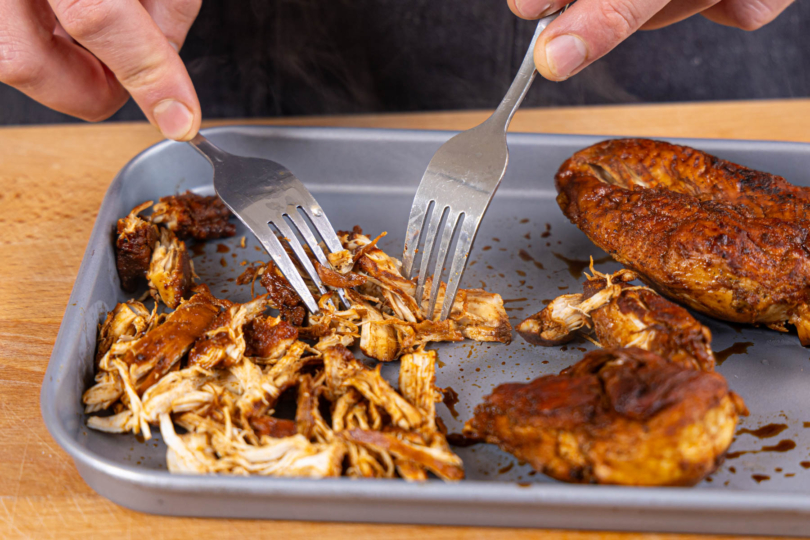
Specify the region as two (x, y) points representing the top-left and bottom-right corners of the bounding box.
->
(556, 138), (810, 344)
(463, 348), (747, 486)
(151, 191), (236, 241)
(518, 268), (715, 371)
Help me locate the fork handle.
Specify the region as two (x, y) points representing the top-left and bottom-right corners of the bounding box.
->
(488, 9), (564, 131)
(189, 133), (230, 165)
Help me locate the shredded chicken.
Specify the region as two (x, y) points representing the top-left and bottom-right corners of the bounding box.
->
(89, 205), (516, 480)
(150, 191), (236, 241)
(518, 265), (716, 371)
(147, 228), (193, 309)
(115, 201), (158, 292)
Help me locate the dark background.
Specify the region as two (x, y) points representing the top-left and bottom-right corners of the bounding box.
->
(1, 0), (808, 125)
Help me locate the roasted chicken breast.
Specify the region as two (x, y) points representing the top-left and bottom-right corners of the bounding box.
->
(463, 347), (747, 486)
(518, 268), (715, 371)
(556, 138), (810, 344)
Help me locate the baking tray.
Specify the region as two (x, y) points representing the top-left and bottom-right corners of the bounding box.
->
(41, 126), (810, 535)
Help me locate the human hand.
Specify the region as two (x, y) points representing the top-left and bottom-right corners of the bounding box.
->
(507, 0), (795, 81)
(0, 0), (202, 140)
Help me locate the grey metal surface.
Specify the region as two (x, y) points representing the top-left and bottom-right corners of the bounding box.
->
(402, 10), (561, 321)
(189, 133), (348, 312)
(41, 126), (810, 535)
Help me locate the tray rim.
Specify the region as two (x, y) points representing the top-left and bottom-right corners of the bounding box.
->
(40, 125), (810, 523)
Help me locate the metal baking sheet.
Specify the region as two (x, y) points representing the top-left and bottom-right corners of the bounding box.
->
(41, 126), (810, 535)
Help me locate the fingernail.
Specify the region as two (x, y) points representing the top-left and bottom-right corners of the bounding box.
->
(545, 34), (588, 79)
(152, 99), (194, 140)
(515, 0), (552, 18)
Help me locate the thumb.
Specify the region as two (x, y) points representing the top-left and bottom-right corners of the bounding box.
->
(50, 0), (201, 140)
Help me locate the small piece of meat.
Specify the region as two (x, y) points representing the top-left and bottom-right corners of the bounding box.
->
(315, 262), (367, 289)
(115, 201), (157, 292)
(187, 295), (268, 369)
(341, 428), (464, 482)
(357, 301), (400, 362)
(519, 268), (716, 371)
(464, 347), (747, 486)
(260, 261), (306, 325)
(517, 293), (589, 346)
(326, 249), (354, 274)
(96, 301), (151, 364)
(122, 288), (222, 391)
(147, 228), (193, 309)
(151, 191), (236, 240)
(244, 316), (299, 359)
(450, 288), (513, 344)
(249, 416), (298, 438)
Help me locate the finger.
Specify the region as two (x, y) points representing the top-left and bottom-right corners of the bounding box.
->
(642, 0), (721, 29)
(533, 0), (671, 81)
(701, 0), (794, 30)
(507, 0), (566, 19)
(50, 0), (201, 140)
(0, 0), (129, 121)
(140, 0), (202, 51)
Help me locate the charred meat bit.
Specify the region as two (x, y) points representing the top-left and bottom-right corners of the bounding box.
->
(116, 201), (158, 292)
(464, 348), (747, 486)
(151, 191), (236, 240)
(244, 316), (299, 359)
(260, 261), (306, 325)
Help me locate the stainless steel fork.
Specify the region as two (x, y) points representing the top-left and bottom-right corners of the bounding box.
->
(189, 133), (349, 313)
(402, 10), (564, 320)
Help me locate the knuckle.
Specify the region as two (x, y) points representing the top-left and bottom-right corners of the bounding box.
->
(598, 0), (644, 40)
(82, 100), (124, 122)
(116, 54), (168, 90)
(0, 34), (43, 88)
(55, 0), (115, 41)
(169, 0), (203, 23)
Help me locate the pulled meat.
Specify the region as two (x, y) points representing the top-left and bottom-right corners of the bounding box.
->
(115, 201), (157, 292)
(151, 191), (236, 240)
(518, 267), (716, 371)
(244, 316), (299, 359)
(260, 261), (307, 325)
(90, 202), (518, 481)
(147, 228), (193, 309)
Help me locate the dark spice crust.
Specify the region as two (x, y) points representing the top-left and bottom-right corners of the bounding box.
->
(244, 316), (299, 357)
(556, 138), (810, 342)
(260, 262), (306, 326)
(116, 214), (157, 292)
(152, 191), (236, 241)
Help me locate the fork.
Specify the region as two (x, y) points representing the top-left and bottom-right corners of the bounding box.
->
(402, 10), (564, 321)
(189, 133), (349, 313)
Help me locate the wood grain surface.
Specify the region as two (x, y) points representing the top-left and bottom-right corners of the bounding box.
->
(1, 99), (808, 539)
